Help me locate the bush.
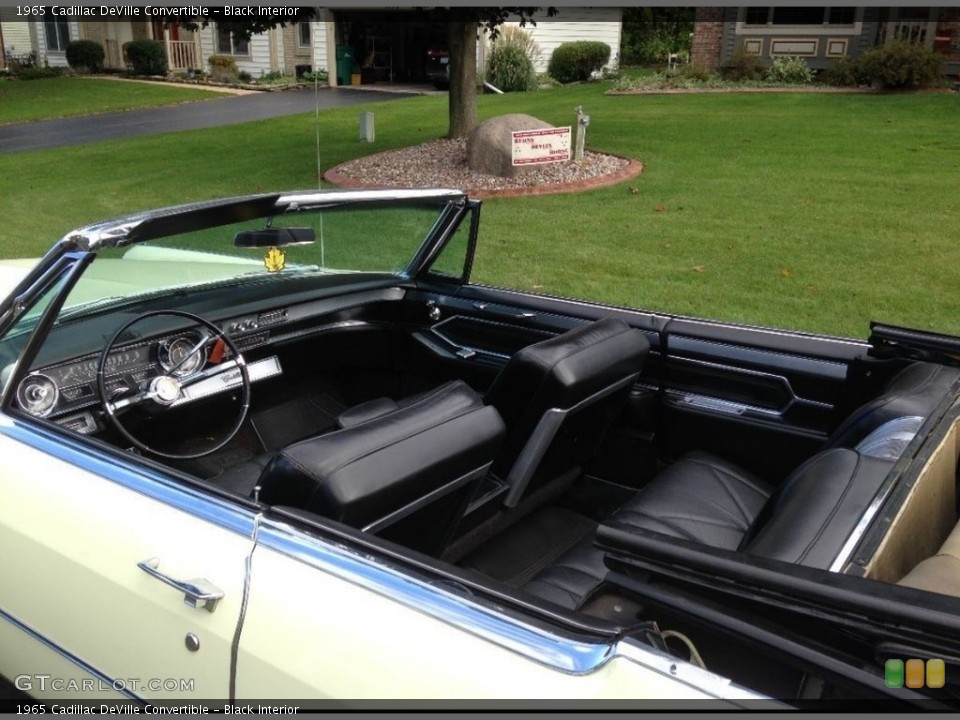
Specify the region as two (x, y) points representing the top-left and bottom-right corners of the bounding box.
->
(822, 56), (867, 87)
(548, 41), (611, 84)
(487, 43), (536, 92)
(766, 56), (813, 84)
(723, 45), (764, 81)
(301, 69), (328, 83)
(496, 25), (541, 66)
(208, 54), (239, 83)
(15, 66), (65, 80)
(65, 40), (104, 73)
(125, 39), (167, 76)
(856, 40), (944, 89)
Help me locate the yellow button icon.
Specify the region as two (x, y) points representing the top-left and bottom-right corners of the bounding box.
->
(926, 658), (945, 689)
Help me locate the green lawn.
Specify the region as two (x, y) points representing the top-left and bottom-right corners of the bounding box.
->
(0, 77), (221, 125)
(1, 83), (958, 338)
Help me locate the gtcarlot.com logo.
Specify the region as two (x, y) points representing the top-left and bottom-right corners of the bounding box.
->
(14, 675), (196, 693)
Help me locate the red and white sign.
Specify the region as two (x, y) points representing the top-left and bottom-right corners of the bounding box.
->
(511, 127), (572, 166)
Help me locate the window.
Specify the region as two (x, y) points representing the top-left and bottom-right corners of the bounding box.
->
(744, 7), (857, 27)
(43, 20), (70, 52)
(298, 22), (311, 48)
(216, 26), (249, 56)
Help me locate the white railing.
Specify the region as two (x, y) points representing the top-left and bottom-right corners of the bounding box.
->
(167, 40), (198, 70)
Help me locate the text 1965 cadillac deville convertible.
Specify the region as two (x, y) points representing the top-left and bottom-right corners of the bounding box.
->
(2, 188), (960, 709)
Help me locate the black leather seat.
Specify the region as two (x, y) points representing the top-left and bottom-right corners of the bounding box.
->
(337, 317), (651, 508)
(258, 380), (505, 555)
(522, 361), (959, 610)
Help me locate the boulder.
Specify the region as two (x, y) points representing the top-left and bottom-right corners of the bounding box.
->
(466, 113), (554, 178)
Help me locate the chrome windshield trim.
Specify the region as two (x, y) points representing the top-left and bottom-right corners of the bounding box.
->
(0, 605), (145, 703)
(255, 517), (615, 676)
(65, 189), (467, 251)
(0, 415), (258, 539)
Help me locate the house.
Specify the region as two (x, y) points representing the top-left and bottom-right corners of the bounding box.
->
(692, 7), (960, 75)
(4, 8), (620, 84)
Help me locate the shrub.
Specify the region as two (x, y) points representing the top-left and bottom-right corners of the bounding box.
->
(487, 43), (536, 92)
(766, 56), (813, 84)
(822, 56), (867, 87)
(208, 54), (239, 83)
(548, 41), (611, 84)
(125, 39), (167, 76)
(65, 40), (104, 73)
(15, 66), (65, 80)
(301, 69), (328, 83)
(856, 40), (944, 89)
(496, 25), (541, 66)
(723, 45), (764, 81)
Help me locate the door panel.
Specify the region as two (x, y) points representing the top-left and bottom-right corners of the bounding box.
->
(660, 319), (868, 482)
(0, 424), (254, 701)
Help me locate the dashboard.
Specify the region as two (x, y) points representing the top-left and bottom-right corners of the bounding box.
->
(9, 282), (405, 434)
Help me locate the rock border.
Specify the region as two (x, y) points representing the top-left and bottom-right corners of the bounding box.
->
(324, 150), (644, 199)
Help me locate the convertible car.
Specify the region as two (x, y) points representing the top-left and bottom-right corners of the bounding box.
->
(2, 188), (960, 708)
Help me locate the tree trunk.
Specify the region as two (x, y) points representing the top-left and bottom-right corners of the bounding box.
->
(447, 21), (479, 140)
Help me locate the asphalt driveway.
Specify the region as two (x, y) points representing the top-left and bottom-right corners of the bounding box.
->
(0, 87), (407, 155)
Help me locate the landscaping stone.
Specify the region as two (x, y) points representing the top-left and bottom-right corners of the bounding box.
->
(466, 113), (553, 178)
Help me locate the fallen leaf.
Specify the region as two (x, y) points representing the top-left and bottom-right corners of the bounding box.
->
(691, 265), (705, 273)
(532, 284), (544, 290)
(663, 242), (672, 248)
(655, 205), (667, 213)
(780, 267), (792, 278)
(629, 186), (639, 195)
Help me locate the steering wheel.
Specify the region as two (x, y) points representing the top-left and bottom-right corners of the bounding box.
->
(97, 310), (250, 460)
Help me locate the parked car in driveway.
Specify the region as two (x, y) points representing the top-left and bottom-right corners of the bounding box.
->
(1, 188), (959, 708)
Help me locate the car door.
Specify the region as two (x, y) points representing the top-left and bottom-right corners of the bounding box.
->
(0, 257), (256, 703)
(0, 422), (256, 703)
(233, 513), (762, 702)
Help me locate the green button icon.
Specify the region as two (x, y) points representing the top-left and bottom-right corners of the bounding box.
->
(885, 658), (905, 688)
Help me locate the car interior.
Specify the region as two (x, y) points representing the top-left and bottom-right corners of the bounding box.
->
(6, 196), (960, 702)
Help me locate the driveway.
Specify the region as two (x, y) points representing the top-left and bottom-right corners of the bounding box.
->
(0, 87), (408, 155)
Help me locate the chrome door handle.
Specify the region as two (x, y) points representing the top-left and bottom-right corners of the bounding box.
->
(138, 557), (224, 613)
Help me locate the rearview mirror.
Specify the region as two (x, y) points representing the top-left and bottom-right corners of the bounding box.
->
(234, 227), (316, 248)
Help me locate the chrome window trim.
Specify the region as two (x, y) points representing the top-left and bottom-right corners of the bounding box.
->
(257, 517), (617, 676)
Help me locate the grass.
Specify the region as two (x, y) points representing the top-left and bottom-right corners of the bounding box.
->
(0, 77), (222, 125)
(1, 82), (958, 338)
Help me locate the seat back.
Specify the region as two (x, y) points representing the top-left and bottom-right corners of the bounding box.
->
(826, 362), (959, 450)
(258, 380), (505, 555)
(484, 317), (650, 507)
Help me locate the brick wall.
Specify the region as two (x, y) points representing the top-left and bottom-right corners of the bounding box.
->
(691, 7), (725, 70)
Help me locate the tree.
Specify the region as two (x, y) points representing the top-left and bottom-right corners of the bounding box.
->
(174, 7), (554, 140)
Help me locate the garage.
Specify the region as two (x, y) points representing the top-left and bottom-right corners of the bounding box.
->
(328, 11), (449, 87)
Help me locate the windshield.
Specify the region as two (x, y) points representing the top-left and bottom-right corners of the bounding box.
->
(59, 200), (450, 314)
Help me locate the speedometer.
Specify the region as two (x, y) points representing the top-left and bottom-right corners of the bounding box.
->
(158, 336), (206, 376)
(17, 373), (58, 417)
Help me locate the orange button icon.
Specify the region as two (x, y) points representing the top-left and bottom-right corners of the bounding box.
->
(905, 658), (925, 688)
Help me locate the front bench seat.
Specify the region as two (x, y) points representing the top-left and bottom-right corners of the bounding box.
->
(258, 379), (505, 556)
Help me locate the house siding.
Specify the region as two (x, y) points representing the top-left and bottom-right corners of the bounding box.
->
(0, 9), (34, 59)
(505, 9), (622, 73)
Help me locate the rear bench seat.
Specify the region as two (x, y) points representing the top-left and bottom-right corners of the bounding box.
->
(523, 361), (960, 610)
